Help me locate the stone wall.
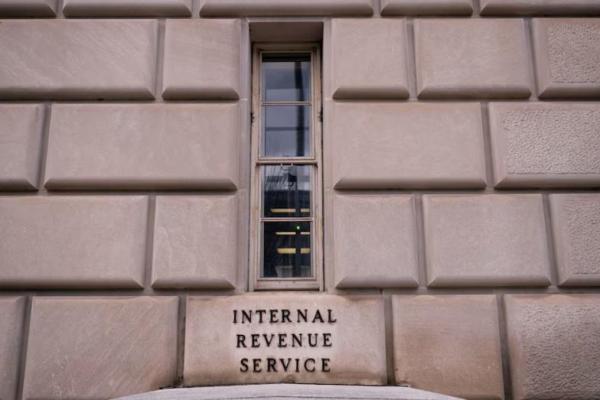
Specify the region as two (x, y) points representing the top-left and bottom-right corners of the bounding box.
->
(0, 0), (599, 399)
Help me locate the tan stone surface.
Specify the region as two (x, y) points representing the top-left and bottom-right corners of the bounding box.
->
(331, 102), (486, 189)
(532, 19), (600, 99)
(63, 0), (192, 16)
(0, 297), (25, 400)
(550, 194), (600, 286)
(505, 294), (600, 400)
(393, 295), (503, 399)
(0, 0), (56, 16)
(333, 194), (418, 288)
(45, 104), (239, 190)
(414, 19), (531, 99)
(381, 0), (473, 15)
(481, 0), (600, 16)
(23, 297), (179, 400)
(330, 19), (409, 99)
(152, 195), (238, 289)
(0, 20), (156, 100)
(163, 20), (241, 100)
(0, 104), (44, 190)
(200, 0), (374, 17)
(489, 102), (600, 188)
(0, 196), (147, 288)
(423, 195), (551, 287)
(184, 294), (386, 386)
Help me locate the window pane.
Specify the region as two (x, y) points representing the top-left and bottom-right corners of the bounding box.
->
(262, 54), (311, 102)
(263, 165), (311, 218)
(262, 105), (311, 158)
(262, 221), (312, 278)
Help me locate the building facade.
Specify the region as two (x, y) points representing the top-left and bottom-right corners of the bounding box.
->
(0, 0), (600, 399)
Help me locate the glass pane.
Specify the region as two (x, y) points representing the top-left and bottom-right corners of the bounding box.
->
(262, 221), (312, 278)
(262, 54), (311, 102)
(263, 165), (311, 218)
(262, 105), (311, 158)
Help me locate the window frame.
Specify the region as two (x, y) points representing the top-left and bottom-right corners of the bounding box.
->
(249, 42), (323, 291)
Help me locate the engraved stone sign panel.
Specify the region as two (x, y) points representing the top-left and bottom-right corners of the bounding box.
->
(184, 294), (386, 386)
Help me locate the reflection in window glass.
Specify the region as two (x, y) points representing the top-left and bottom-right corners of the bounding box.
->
(262, 221), (312, 278)
(263, 165), (311, 218)
(262, 54), (311, 102)
(262, 105), (311, 157)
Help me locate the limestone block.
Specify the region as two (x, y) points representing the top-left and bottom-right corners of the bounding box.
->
(423, 195), (551, 287)
(330, 19), (409, 99)
(45, 104), (239, 190)
(0, 297), (25, 400)
(63, 0), (192, 16)
(481, 0), (600, 16)
(331, 102), (486, 189)
(489, 102), (600, 188)
(333, 194), (419, 288)
(0, 20), (156, 100)
(0, 196), (147, 288)
(550, 194), (600, 286)
(414, 19), (531, 99)
(393, 295), (503, 399)
(381, 0), (473, 16)
(163, 20), (241, 100)
(23, 297), (179, 400)
(200, 0), (374, 17)
(184, 294), (387, 386)
(0, 0), (56, 16)
(0, 104), (44, 190)
(152, 195), (238, 289)
(532, 19), (600, 98)
(505, 294), (600, 400)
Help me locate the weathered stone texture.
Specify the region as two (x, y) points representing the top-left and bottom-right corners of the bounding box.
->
(393, 295), (503, 399)
(533, 19), (600, 98)
(505, 294), (600, 400)
(331, 102), (486, 189)
(0, 297), (25, 400)
(0, 20), (156, 100)
(152, 195), (238, 289)
(0, 104), (44, 190)
(0, 196), (147, 288)
(550, 194), (600, 286)
(23, 297), (179, 400)
(63, 0), (192, 17)
(414, 19), (531, 99)
(330, 19), (409, 99)
(423, 195), (551, 287)
(0, 0), (56, 16)
(163, 20), (241, 100)
(380, 0), (473, 16)
(45, 104), (239, 190)
(333, 194), (418, 288)
(481, 0), (600, 16)
(489, 102), (600, 188)
(200, 0), (374, 16)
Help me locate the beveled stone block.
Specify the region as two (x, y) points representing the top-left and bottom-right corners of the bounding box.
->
(331, 19), (409, 99)
(414, 19), (531, 99)
(381, 0), (473, 16)
(0, 196), (147, 288)
(0, 20), (156, 100)
(393, 295), (503, 399)
(200, 0), (374, 17)
(505, 294), (600, 400)
(489, 102), (600, 188)
(423, 195), (551, 287)
(0, 0), (56, 16)
(481, 0), (600, 16)
(532, 19), (600, 98)
(184, 294), (386, 386)
(152, 195), (238, 289)
(23, 297), (179, 400)
(0, 297), (25, 400)
(331, 102), (486, 189)
(0, 104), (44, 190)
(550, 194), (600, 286)
(333, 194), (419, 288)
(163, 20), (241, 100)
(63, 0), (192, 17)
(45, 104), (239, 190)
